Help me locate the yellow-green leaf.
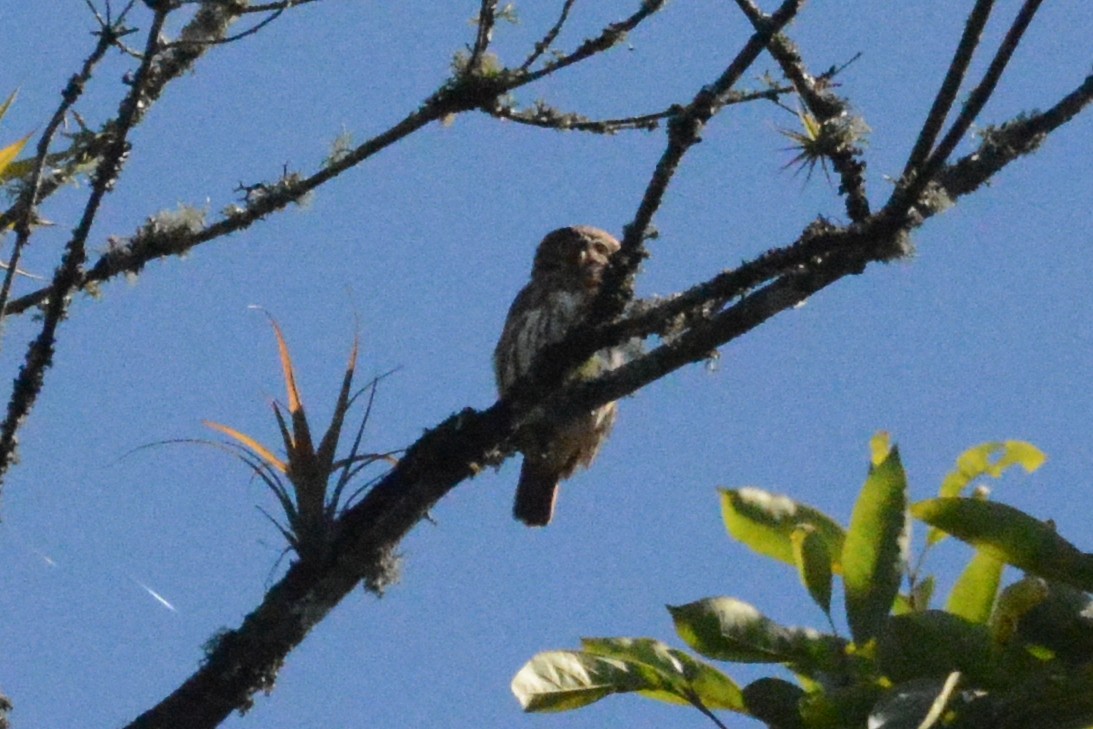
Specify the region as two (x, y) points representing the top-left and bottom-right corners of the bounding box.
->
(792, 524), (833, 617)
(668, 597), (843, 672)
(512, 651), (643, 712)
(843, 442), (910, 645)
(721, 487), (845, 571)
(580, 637), (745, 710)
(0, 132), (31, 180)
(946, 549), (1003, 624)
(913, 498), (1093, 591)
(990, 576), (1049, 645)
(938, 441), (1046, 499)
(869, 431), (892, 466)
(930, 441), (1046, 544)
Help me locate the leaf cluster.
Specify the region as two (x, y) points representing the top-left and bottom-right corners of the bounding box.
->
(513, 436), (1093, 728)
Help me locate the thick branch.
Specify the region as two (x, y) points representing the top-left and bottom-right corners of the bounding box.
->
(121, 82), (1084, 720)
(123, 208), (897, 729)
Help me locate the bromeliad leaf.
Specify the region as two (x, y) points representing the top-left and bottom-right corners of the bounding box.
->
(202, 316), (392, 562)
(203, 420), (287, 474)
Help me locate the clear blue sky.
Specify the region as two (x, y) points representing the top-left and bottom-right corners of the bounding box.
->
(0, 2), (1090, 727)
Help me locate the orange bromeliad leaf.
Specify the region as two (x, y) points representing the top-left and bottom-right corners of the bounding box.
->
(269, 316), (315, 460)
(203, 419), (288, 474)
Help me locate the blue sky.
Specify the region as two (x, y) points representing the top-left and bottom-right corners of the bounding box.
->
(0, 1), (1090, 727)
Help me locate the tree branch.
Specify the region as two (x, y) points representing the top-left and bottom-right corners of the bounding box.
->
(1, 0), (668, 320)
(0, 9), (172, 488)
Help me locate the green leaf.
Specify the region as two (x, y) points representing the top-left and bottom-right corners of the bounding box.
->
(799, 681), (887, 729)
(843, 443), (910, 645)
(792, 524), (833, 616)
(990, 575), (1050, 645)
(581, 637), (745, 710)
(912, 575), (936, 612)
(721, 487), (846, 570)
(668, 597), (844, 672)
(945, 549), (1003, 624)
(876, 611), (1001, 686)
(1008, 579), (1093, 663)
(742, 678), (807, 729)
(512, 641), (746, 714)
(930, 441), (1046, 545)
(511, 651), (651, 712)
(912, 498), (1093, 591)
(893, 575), (936, 615)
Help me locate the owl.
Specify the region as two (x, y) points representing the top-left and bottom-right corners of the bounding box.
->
(494, 226), (622, 526)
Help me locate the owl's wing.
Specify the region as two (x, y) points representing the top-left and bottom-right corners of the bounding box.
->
(494, 287), (587, 393)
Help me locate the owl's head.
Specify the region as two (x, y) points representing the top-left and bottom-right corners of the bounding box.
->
(532, 226), (621, 288)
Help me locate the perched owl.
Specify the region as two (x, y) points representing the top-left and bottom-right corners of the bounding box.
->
(494, 226), (622, 526)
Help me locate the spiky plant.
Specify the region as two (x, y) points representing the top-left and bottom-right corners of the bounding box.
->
(0, 91), (32, 183)
(205, 317), (396, 563)
(778, 104), (868, 183)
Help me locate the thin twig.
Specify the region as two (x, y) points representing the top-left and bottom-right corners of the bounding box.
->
(918, 0), (1046, 184)
(901, 0), (996, 178)
(489, 104), (671, 133)
(594, 0), (807, 323)
(520, 0), (579, 71)
(520, 0), (668, 85)
(169, 6), (287, 46)
(468, 0), (499, 72)
(0, 19), (120, 319)
(243, 0), (317, 12)
(0, 9), (169, 487)
(488, 84), (789, 133)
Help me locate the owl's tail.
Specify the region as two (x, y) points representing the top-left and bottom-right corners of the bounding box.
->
(513, 458), (560, 527)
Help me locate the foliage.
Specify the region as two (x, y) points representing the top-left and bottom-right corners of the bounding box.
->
(512, 435), (1093, 728)
(0, 91), (31, 184)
